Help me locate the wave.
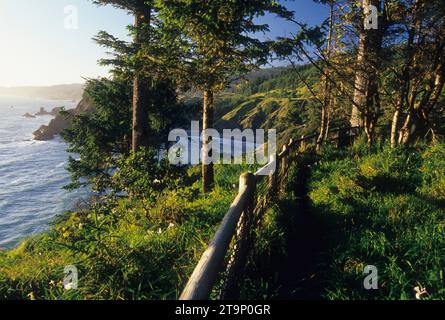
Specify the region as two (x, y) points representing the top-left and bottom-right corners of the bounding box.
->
(0, 100), (88, 249)
(0, 139), (48, 150)
(55, 161), (66, 168)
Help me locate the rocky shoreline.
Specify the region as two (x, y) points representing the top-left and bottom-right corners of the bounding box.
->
(32, 98), (93, 141)
(23, 106), (63, 118)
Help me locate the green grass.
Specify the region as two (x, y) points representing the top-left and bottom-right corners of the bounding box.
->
(0, 164), (255, 300)
(214, 89), (316, 146)
(3, 140), (444, 300)
(308, 142), (445, 300)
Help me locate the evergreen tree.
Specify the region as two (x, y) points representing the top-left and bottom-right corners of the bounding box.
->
(155, 0), (293, 192)
(91, 0), (153, 152)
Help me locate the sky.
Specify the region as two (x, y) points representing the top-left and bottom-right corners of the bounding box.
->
(0, 0), (328, 87)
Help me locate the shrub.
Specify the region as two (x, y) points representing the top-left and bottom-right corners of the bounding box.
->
(0, 163), (251, 300)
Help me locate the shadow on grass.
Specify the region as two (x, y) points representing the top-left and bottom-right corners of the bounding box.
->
(273, 163), (327, 299)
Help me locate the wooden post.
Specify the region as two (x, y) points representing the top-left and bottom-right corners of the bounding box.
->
(219, 172), (256, 300)
(179, 173), (254, 300)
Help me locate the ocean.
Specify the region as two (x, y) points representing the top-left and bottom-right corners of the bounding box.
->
(0, 96), (88, 249)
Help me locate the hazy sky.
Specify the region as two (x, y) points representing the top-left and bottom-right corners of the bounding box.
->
(0, 0), (328, 87)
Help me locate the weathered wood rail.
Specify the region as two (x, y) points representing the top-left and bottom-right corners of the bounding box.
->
(179, 126), (361, 300)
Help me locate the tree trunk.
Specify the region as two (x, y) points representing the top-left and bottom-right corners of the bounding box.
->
(202, 90), (215, 193)
(132, 10), (151, 152)
(401, 115), (421, 145)
(132, 76), (151, 152)
(398, 112), (409, 144)
(400, 51), (445, 146)
(399, 111), (417, 145)
(350, 27), (366, 128)
(316, 0), (334, 150)
(390, 108), (401, 148)
(364, 79), (380, 146)
(351, 0), (385, 145)
(391, 29), (415, 148)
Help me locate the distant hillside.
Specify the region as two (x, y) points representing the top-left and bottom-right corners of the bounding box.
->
(0, 84), (84, 101)
(214, 64), (322, 144)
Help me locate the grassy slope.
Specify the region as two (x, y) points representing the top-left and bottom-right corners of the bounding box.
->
(2, 140), (444, 300)
(215, 91), (309, 144)
(214, 65), (321, 145)
(0, 165), (256, 300)
(307, 141), (445, 299)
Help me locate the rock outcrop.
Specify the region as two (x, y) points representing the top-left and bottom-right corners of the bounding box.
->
(35, 107), (51, 116)
(23, 113), (36, 118)
(34, 106), (64, 116)
(33, 98), (93, 141)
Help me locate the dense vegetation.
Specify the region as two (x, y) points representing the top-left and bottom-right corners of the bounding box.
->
(3, 139), (444, 300)
(308, 141), (445, 299)
(0, 164), (247, 299)
(1, 0), (445, 300)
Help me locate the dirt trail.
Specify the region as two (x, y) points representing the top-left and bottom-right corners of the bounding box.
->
(275, 163), (325, 299)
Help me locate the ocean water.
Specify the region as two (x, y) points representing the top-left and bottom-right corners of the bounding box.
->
(0, 96), (88, 249)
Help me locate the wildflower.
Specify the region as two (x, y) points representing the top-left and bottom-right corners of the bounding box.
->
(158, 228), (162, 234)
(168, 223), (175, 229)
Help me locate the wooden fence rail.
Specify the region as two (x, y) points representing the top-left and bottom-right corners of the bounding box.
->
(179, 126), (363, 300)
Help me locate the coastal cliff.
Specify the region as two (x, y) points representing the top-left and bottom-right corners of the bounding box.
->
(33, 98), (93, 141)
